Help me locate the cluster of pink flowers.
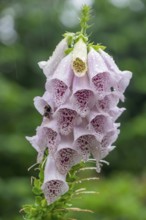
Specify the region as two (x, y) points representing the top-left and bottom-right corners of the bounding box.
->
(26, 37), (132, 204)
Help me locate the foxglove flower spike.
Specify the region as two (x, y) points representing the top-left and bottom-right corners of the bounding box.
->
(25, 5), (132, 212)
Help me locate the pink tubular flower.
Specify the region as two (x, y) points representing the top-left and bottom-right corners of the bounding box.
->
(38, 38), (68, 78)
(54, 135), (81, 175)
(72, 74), (95, 117)
(46, 53), (73, 107)
(55, 104), (78, 136)
(73, 123), (100, 161)
(27, 34), (132, 204)
(42, 155), (69, 204)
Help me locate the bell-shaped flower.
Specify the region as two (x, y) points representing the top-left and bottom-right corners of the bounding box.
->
(71, 74), (95, 117)
(46, 53), (74, 107)
(88, 48), (116, 95)
(72, 38), (87, 77)
(42, 155), (69, 204)
(73, 122), (101, 161)
(99, 49), (132, 94)
(26, 119), (60, 161)
(88, 110), (114, 141)
(41, 119), (60, 156)
(54, 135), (81, 175)
(38, 38), (68, 78)
(55, 103), (79, 136)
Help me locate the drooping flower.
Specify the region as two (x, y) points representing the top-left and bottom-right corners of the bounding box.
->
(26, 6), (132, 205)
(38, 38), (68, 78)
(72, 74), (95, 117)
(42, 155), (69, 204)
(72, 38), (87, 77)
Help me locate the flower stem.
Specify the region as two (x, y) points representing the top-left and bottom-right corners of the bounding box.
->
(80, 5), (91, 36)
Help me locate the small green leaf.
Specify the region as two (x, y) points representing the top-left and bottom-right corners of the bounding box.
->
(88, 43), (106, 51)
(32, 186), (42, 195)
(64, 48), (73, 55)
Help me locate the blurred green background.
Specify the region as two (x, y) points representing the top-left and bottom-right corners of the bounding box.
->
(0, 0), (146, 219)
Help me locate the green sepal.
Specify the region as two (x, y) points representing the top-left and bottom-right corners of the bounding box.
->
(64, 48), (73, 55)
(88, 43), (106, 51)
(63, 32), (75, 47)
(32, 178), (42, 195)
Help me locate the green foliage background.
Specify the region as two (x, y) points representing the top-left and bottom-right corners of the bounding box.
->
(0, 0), (146, 219)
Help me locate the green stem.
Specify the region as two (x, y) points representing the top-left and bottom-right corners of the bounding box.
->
(80, 5), (91, 36)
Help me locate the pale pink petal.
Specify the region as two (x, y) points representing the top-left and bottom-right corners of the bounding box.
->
(99, 49), (132, 94)
(88, 48), (114, 93)
(99, 49), (120, 73)
(34, 92), (54, 116)
(89, 145), (102, 173)
(99, 49), (132, 93)
(26, 135), (40, 153)
(26, 119), (60, 161)
(116, 70), (132, 93)
(88, 111), (114, 140)
(40, 119), (60, 155)
(26, 133), (45, 163)
(55, 136), (81, 175)
(47, 79), (70, 107)
(109, 107), (126, 121)
(100, 145), (116, 160)
(101, 128), (120, 149)
(55, 104), (78, 135)
(88, 48), (109, 77)
(38, 38), (68, 78)
(73, 124), (100, 161)
(72, 74), (95, 117)
(42, 156), (69, 204)
(92, 72), (112, 93)
(46, 53), (73, 107)
(96, 92), (120, 113)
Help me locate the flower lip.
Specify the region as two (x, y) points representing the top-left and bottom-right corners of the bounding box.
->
(88, 110), (114, 140)
(54, 135), (81, 175)
(72, 74), (95, 117)
(46, 79), (70, 107)
(55, 103), (78, 136)
(96, 91), (120, 113)
(73, 123), (101, 161)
